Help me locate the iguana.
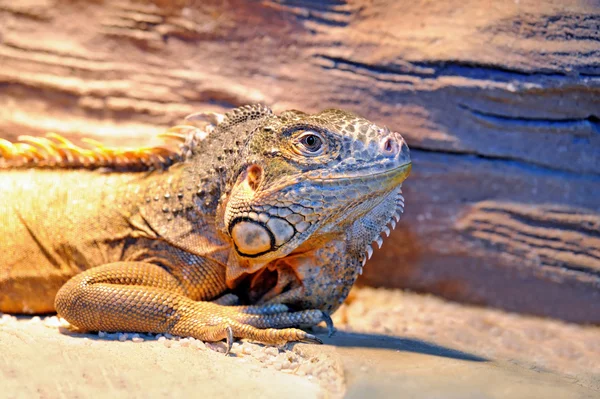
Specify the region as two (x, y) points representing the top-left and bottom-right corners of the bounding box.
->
(0, 105), (411, 351)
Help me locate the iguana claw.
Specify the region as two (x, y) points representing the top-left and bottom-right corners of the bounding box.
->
(224, 326), (234, 355)
(300, 334), (323, 345)
(322, 312), (336, 337)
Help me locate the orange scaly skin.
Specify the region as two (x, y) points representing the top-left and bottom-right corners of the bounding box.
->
(0, 105), (411, 351)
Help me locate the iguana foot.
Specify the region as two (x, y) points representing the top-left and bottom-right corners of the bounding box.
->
(171, 301), (329, 351)
(235, 305), (335, 337)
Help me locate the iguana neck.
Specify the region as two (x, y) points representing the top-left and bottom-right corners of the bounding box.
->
(130, 164), (221, 226)
(129, 138), (245, 233)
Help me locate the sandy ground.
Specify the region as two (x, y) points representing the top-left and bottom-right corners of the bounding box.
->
(1, 288), (599, 398)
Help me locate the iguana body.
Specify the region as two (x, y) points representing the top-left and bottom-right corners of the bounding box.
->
(0, 105), (411, 349)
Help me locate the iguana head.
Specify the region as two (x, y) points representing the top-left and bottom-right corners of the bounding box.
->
(203, 105), (411, 285)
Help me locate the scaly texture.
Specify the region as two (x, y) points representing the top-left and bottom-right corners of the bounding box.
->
(0, 104), (411, 350)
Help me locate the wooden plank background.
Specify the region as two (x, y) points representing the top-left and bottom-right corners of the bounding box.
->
(1, 0), (599, 322)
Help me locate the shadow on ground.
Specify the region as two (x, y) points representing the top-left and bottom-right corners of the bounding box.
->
(311, 327), (487, 362)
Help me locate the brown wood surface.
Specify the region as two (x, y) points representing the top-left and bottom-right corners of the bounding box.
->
(1, 0), (598, 322)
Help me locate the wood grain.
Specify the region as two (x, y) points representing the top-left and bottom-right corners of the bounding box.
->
(0, 0), (598, 322)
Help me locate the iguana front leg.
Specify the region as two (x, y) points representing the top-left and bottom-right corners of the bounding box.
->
(55, 262), (326, 351)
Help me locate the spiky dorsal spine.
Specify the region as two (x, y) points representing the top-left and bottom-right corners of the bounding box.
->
(0, 128), (196, 171)
(0, 105), (273, 171)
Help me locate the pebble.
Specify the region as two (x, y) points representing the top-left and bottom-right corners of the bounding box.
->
(132, 334), (144, 343)
(47, 316), (70, 328)
(265, 347), (279, 356)
(1, 314), (17, 323)
(193, 340), (206, 350)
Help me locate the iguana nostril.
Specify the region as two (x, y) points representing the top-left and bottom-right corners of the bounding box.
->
(381, 136), (399, 157)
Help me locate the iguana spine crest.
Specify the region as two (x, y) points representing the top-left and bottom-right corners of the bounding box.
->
(0, 105), (274, 171)
(0, 125), (206, 171)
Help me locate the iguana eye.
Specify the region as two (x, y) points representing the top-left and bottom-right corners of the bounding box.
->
(295, 131), (325, 156)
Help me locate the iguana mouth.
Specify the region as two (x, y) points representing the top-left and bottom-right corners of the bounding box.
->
(313, 162), (412, 184)
(258, 162), (412, 199)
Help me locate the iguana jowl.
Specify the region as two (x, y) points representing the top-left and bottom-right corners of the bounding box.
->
(0, 105), (411, 349)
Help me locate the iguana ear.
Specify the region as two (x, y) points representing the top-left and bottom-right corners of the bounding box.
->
(222, 164), (262, 232)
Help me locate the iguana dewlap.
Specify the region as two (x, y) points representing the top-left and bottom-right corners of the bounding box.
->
(0, 105), (411, 350)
